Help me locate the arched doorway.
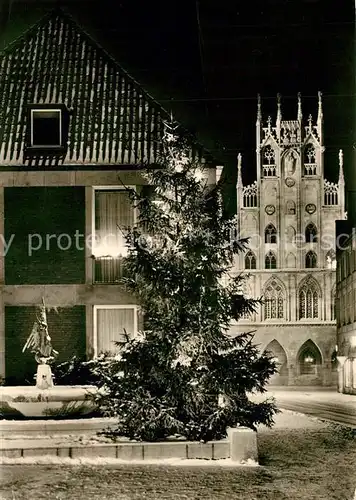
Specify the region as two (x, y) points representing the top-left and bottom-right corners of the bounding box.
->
(297, 340), (322, 384)
(263, 340), (288, 386)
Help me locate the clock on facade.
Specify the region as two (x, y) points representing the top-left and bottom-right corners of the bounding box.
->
(285, 177), (295, 187)
(306, 203), (316, 214)
(265, 205), (275, 215)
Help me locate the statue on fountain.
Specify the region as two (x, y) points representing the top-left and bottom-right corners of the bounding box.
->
(22, 297), (59, 389)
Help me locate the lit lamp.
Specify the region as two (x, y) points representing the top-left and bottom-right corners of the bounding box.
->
(174, 154), (189, 173)
(193, 156), (211, 184)
(194, 167), (210, 183)
(304, 355), (314, 364)
(194, 168), (204, 181)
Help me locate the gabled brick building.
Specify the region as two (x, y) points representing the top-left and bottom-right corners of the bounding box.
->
(0, 9), (219, 383)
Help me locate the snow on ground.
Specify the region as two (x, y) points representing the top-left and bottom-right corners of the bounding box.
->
(0, 456), (259, 467)
(258, 409), (326, 430)
(1, 410), (327, 446)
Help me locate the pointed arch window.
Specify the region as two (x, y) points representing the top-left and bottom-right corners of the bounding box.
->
(243, 182), (258, 208)
(262, 145), (276, 176)
(305, 223), (317, 243)
(265, 223), (277, 244)
(304, 144), (317, 175)
(245, 251), (256, 269)
(324, 180), (338, 206)
(265, 251), (277, 269)
(299, 279), (319, 319)
(305, 250), (317, 268)
(264, 280), (284, 319)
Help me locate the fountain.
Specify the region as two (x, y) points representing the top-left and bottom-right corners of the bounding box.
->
(0, 298), (98, 419)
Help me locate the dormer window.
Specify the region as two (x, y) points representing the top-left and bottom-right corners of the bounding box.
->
(25, 103), (69, 153)
(31, 109), (62, 147)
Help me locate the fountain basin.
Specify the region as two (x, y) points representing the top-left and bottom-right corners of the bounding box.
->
(0, 385), (99, 419)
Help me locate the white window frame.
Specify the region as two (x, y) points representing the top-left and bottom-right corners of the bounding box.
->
(92, 186), (137, 258)
(30, 108), (62, 147)
(93, 304), (138, 357)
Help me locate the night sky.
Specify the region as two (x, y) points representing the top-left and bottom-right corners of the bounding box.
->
(1, 0), (355, 207)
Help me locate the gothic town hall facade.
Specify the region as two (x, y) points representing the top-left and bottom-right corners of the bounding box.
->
(232, 93), (346, 386)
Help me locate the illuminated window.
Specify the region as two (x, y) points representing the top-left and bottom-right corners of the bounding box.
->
(93, 188), (135, 283)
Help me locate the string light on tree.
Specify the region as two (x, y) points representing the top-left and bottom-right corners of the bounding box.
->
(92, 111), (278, 443)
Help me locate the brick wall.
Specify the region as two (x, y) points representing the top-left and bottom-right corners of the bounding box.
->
(5, 305), (86, 385)
(4, 187), (85, 284)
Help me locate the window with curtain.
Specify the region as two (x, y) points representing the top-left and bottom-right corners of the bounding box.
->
(95, 306), (136, 355)
(93, 189), (134, 283)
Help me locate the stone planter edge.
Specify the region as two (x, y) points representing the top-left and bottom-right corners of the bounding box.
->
(0, 428), (258, 463)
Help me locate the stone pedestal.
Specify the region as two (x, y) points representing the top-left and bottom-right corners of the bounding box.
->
(35, 364), (54, 389)
(228, 427), (258, 463)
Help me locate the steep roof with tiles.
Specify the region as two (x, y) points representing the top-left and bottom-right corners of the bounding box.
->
(0, 9), (209, 168)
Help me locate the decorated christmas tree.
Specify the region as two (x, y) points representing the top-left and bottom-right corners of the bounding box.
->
(94, 118), (278, 442)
